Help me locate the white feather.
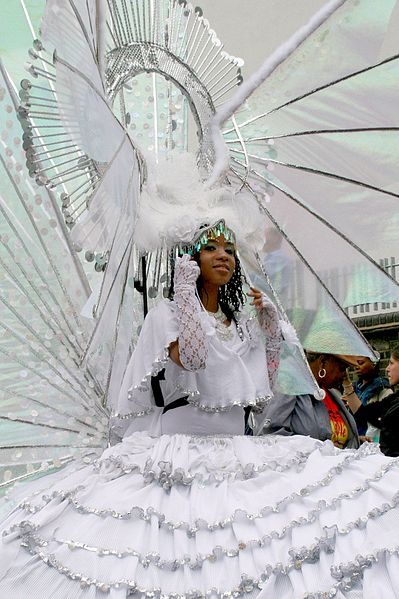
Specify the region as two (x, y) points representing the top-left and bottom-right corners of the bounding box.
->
(134, 152), (264, 253)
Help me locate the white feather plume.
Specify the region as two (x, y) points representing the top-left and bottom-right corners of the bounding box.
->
(134, 151), (264, 253)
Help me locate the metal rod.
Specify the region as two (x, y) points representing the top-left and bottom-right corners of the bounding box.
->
(27, 139), (74, 153)
(198, 49), (225, 82)
(34, 154), (88, 172)
(30, 144), (81, 160)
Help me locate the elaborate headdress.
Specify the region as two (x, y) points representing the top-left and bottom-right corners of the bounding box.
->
(2, 0), (398, 491)
(131, 152), (263, 256)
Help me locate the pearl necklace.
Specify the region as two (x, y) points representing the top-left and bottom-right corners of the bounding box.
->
(207, 307), (233, 342)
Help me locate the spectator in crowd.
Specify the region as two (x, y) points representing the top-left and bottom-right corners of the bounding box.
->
(344, 347), (399, 457)
(351, 355), (392, 440)
(259, 352), (360, 449)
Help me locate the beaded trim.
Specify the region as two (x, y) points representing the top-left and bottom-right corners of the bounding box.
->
(17, 446), (392, 537)
(92, 448), (311, 488)
(127, 346), (171, 395)
(14, 516), (397, 598)
(113, 394), (270, 420)
(112, 406), (154, 420)
(206, 307), (234, 342)
(12, 487), (399, 575)
(185, 393), (271, 413)
(9, 521), (335, 597)
(305, 544), (399, 598)
(189, 219), (237, 255)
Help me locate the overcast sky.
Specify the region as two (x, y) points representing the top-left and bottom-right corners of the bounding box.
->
(3, 1), (398, 80)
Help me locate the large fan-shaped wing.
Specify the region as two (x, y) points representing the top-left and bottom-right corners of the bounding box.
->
(209, 0), (399, 356)
(17, 0), (148, 421)
(0, 64), (108, 495)
(20, 0), (143, 252)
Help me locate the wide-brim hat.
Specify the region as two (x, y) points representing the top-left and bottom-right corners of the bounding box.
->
(333, 354), (363, 367)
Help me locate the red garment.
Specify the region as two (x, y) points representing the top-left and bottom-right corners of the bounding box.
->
(323, 391), (349, 449)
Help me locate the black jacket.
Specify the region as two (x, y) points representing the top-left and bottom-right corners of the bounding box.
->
(356, 390), (399, 457)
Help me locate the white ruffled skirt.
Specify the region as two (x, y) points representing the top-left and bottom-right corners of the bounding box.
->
(1, 432), (399, 598)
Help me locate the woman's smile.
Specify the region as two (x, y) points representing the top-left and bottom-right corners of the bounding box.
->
(213, 263), (231, 273)
(198, 235), (236, 286)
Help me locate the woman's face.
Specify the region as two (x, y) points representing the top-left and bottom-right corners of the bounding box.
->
(319, 355), (347, 389)
(198, 234), (236, 287)
(386, 354), (399, 386)
(355, 357), (375, 379)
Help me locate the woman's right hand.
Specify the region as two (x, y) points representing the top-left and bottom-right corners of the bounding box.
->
(174, 254), (200, 289)
(172, 255), (207, 371)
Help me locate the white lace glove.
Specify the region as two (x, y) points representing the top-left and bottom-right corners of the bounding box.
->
(173, 254), (208, 371)
(249, 288), (282, 389)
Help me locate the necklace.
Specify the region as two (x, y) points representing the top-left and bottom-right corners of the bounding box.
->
(207, 307), (234, 342)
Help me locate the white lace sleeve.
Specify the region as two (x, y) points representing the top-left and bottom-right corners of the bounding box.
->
(257, 294), (282, 389)
(173, 255), (208, 371)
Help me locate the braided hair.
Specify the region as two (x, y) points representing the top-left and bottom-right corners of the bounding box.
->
(192, 250), (246, 322)
(168, 249), (246, 321)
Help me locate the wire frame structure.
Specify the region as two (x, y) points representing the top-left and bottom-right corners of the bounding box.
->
(0, 0), (245, 493)
(19, 0), (243, 230)
(209, 0), (399, 353)
(1, 0), (399, 496)
(0, 62), (108, 494)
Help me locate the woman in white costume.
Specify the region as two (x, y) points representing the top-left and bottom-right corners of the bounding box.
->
(1, 218), (399, 599)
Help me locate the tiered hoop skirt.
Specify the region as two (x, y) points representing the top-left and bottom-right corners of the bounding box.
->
(1, 432), (399, 598)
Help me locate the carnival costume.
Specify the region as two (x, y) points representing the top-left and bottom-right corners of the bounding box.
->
(2, 0), (399, 597)
(2, 231), (399, 598)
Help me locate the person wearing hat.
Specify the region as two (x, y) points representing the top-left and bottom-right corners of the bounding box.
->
(343, 347), (399, 457)
(259, 352), (360, 448)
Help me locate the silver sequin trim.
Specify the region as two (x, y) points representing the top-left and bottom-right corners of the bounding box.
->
(127, 348), (170, 395)
(92, 449), (311, 488)
(17, 446), (391, 537)
(10, 487), (399, 574)
(15, 515), (394, 597)
(112, 406), (154, 420)
(305, 544), (399, 598)
(9, 521), (335, 597)
(184, 392), (271, 413)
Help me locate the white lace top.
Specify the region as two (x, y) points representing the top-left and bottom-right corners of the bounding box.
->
(112, 299), (279, 438)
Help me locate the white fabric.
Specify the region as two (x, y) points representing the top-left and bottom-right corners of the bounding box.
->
(258, 293), (282, 390)
(173, 255), (208, 371)
(112, 300), (272, 437)
(1, 300), (399, 598)
(1, 434), (399, 597)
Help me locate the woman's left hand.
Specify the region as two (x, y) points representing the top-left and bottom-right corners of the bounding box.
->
(247, 287), (277, 313)
(247, 287), (264, 310)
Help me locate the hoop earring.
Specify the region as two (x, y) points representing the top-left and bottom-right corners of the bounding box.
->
(318, 368), (327, 379)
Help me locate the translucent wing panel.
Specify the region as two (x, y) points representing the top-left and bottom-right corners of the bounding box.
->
(222, 0), (399, 338)
(0, 71), (107, 494)
(234, 0), (397, 116)
(41, 0), (101, 88)
(265, 165), (398, 263)
(71, 137), (140, 252)
(55, 60), (125, 163)
(237, 57), (399, 135)
(247, 250), (375, 357)
(259, 183), (399, 305)
(225, 51), (399, 260)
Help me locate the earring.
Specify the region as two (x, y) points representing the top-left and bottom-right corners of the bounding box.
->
(318, 368), (327, 379)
